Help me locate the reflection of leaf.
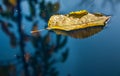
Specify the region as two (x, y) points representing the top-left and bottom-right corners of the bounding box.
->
(53, 26), (104, 39)
(47, 10), (110, 31)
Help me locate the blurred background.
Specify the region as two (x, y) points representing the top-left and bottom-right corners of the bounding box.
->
(0, 0), (120, 76)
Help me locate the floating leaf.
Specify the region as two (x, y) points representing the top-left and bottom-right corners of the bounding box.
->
(46, 10), (110, 38)
(47, 10), (110, 31)
(31, 10), (110, 38)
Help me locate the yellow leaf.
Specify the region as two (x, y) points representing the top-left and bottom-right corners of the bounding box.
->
(47, 10), (110, 31)
(31, 10), (110, 39)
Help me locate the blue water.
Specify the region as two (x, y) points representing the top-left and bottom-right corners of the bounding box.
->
(0, 0), (120, 76)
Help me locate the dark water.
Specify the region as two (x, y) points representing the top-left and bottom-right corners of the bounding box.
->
(0, 0), (120, 76)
